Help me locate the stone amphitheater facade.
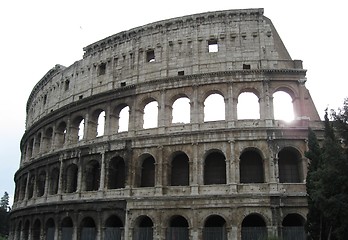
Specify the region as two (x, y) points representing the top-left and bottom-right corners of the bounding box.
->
(10, 8), (324, 240)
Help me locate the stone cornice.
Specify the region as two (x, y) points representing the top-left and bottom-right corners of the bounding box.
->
(140, 68), (307, 89)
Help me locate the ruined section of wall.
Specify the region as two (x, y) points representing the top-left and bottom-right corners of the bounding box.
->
(11, 8), (323, 240)
(25, 8), (311, 129)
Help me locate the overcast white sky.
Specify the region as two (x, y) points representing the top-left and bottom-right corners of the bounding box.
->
(0, 0), (347, 204)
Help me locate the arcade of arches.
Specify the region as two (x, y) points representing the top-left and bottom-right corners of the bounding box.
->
(13, 212), (306, 240)
(21, 90), (296, 163)
(15, 147), (305, 202)
(13, 144), (307, 239)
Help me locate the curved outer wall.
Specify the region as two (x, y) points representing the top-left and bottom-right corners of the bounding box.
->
(11, 8), (323, 240)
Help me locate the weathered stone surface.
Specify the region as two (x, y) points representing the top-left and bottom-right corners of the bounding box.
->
(10, 8), (323, 240)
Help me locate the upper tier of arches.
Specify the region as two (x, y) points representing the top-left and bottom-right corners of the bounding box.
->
(21, 81), (320, 165)
(25, 8), (307, 129)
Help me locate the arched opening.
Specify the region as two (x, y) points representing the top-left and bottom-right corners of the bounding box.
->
(80, 217), (96, 240)
(46, 218), (55, 240)
(14, 182), (19, 203)
(27, 138), (34, 159)
(240, 150), (264, 183)
(167, 215), (189, 240)
(282, 214), (306, 240)
(49, 168), (59, 195)
(97, 110), (106, 137)
(105, 215), (123, 240)
(36, 171), (46, 197)
(172, 97), (190, 124)
(119, 106), (130, 132)
(71, 116), (84, 143)
(32, 219), (41, 240)
(61, 217), (73, 240)
(278, 147), (302, 183)
(143, 101), (158, 129)
(34, 132), (41, 155)
(19, 176), (27, 201)
(204, 151), (226, 185)
(78, 119), (85, 141)
(273, 91), (294, 121)
(44, 127), (53, 152)
(203, 215), (227, 240)
(85, 160), (100, 191)
(108, 156), (126, 189)
(65, 164), (78, 193)
(23, 220), (30, 240)
(134, 216), (153, 240)
(170, 152), (189, 186)
(27, 175), (35, 199)
(237, 92), (260, 119)
(16, 221), (22, 240)
(241, 214), (267, 240)
(56, 121), (67, 148)
(13, 181), (21, 203)
(204, 93), (225, 122)
(140, 156), (155, 187)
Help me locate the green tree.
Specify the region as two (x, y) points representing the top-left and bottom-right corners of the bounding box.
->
(0, 192), (10, 237)
(331, 98), (348, 147)
(320, 112), (348, 239)
(0, 192), (9, 211)
(306, 104), (348, 240)
(329, 98), (348, 239)
(306, 128), (325, 239)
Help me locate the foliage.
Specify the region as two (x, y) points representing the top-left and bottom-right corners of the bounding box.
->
(0, 192), (10, 238)
(305, 128), (324, 239)
(0, 192), (9, 211)
(331, 98), (348, 147)
(306, 99), (348, 240)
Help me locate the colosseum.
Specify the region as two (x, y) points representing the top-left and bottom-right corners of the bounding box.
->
(10, 8), (323, 240)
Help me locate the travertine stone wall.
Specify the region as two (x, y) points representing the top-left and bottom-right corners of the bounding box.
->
(11, 8), (323, 240)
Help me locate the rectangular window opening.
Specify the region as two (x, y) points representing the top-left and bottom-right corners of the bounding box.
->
(43, 94), (47, 105)
(65, 80), (70, 91)
(98, 63), (106, 75)
(121, 82), (126, 87)
(208, 39), (218, 53)
(243, 64), (251, 70)
(79, 95), (83, 100)
(178, 71), (185, 76)
(130, 53), (135, 69)
(146, 50), (155, 62)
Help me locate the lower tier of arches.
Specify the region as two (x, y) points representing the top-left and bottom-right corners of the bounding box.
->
(9, 196), (308, 240)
